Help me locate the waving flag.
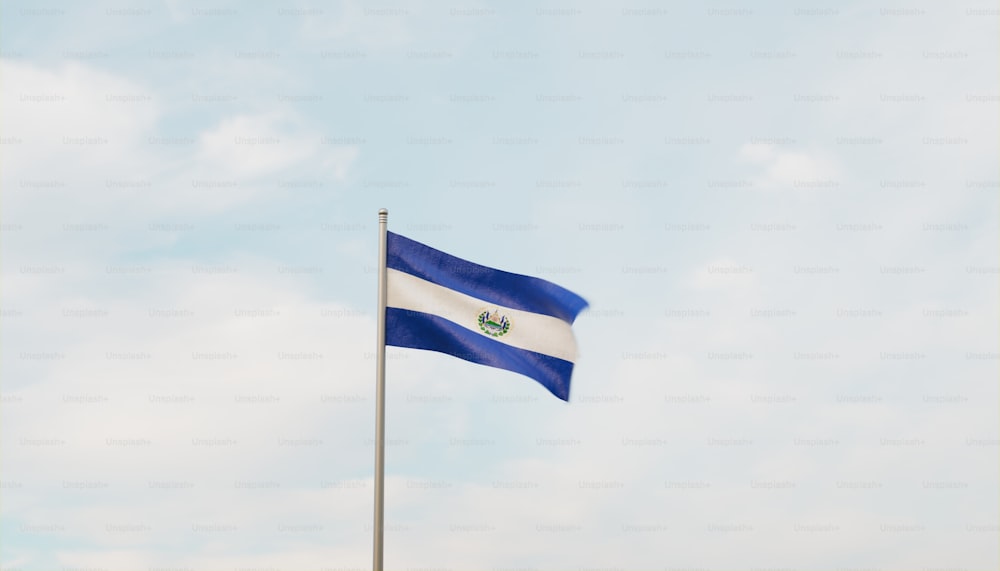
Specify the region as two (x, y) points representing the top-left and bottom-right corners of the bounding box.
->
(383, 231), (588, 401)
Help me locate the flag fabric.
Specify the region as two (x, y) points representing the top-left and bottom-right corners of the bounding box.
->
(384, 231), (588, 401)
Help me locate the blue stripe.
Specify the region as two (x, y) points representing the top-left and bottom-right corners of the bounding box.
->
(385, 307), (574, 401)
(387, 231), (588, 324)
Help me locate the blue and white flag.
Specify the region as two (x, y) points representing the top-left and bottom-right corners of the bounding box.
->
(385, 232), (588, 401)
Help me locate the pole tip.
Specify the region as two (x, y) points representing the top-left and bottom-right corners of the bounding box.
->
(378, 208), (388, 216)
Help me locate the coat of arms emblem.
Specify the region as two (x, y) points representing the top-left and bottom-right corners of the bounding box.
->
(477, 308), (511, 337)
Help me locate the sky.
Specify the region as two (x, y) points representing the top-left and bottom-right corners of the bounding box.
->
(0, 1), (998, 569)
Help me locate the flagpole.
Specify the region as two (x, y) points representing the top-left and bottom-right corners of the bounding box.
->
(373, 208), (388, 571)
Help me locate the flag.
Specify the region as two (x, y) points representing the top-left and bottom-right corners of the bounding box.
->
(384, 231), (588, 401)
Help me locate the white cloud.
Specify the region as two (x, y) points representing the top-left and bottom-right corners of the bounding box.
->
(197, 112), (357, 180)
(298, 0), (413, 50)
(738, 143), (840, 189)
(1, 262), (385, 568)
(687, 256), (758, 291)
(0, 60), (361, 270)
(0, 60), (159, 180)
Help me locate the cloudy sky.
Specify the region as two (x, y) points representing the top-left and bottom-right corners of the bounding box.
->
(1, 1), (997, 569)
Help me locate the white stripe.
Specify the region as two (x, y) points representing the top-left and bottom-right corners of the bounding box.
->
(386, 268), (579, 362)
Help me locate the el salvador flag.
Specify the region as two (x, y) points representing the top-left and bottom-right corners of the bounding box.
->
(385, 232), (588, 401)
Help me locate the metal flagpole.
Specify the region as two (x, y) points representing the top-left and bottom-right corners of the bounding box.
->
(373, 208), (388, 571)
